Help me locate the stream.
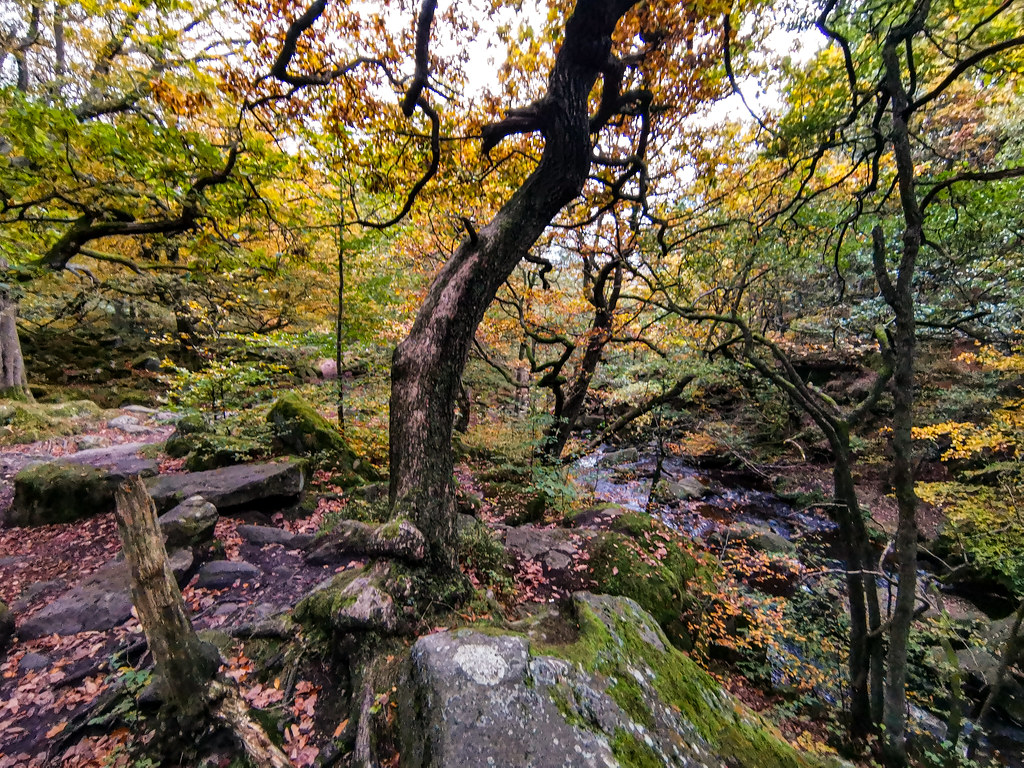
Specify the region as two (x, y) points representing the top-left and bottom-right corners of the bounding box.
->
(574, 444), (1024, 766)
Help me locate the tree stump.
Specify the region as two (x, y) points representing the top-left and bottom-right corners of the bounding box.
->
(114, 476), (293, 767)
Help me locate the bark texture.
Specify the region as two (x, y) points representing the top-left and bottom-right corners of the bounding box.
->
(0, 260), (29, 398)
(389, 0), (639, 570)
(113, 477), (293, 767)
(114, 477), (216, 717)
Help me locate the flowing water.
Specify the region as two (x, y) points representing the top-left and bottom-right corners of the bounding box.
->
(574, 444), (1024, 765)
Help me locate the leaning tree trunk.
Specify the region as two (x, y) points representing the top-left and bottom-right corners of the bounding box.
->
(113, 478), (293, 768)
(389, 0), (639, 570)
(0, 260), (29, 399)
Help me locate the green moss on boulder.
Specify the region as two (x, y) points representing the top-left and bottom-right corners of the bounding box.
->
(10, 462), (116, 526)
(267, 392), (376, 481)
(586, 525), (698, 645)
(542, 594), (841, 768)
(184, 435), (264, 471)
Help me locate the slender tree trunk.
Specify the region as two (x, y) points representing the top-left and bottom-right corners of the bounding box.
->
(0, 261), (30, 400)
(514, 342), (530, 418)
(544, 263), (621, 459)
(113, 478), (216, 718)
(336, 217), (345, 431)
(879, 14), (928, 756)
(388, 0), (639, 570)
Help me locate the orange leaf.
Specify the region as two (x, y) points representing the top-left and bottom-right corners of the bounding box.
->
(45, 721), (67, 738)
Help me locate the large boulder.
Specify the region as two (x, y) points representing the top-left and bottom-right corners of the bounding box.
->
(654, 476), (710, 503)
(18, 552), (194, 638)
(10, 462), (117, 527)
(394, 592), (839, 768)
(294, 563), (402, 635)
(8, 441), (163, 526)
(18, 561), (133, 638)
(145, 458), (307, 514)
(158, 495), (219, 547)
(267, 392), (356, 464)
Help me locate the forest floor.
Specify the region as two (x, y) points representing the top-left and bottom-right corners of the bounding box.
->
(0, 364), (1019, 767)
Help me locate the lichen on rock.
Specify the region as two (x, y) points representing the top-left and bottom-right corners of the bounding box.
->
(390, 592), (845, 768)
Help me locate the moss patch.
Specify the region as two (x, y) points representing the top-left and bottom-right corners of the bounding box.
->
(267, 392), (373, 482)
(610, 729), (662, 768)
(184, 434), (265, 471)
(10, 462), (116, 526)
(541, 597), (834, 768)
(292, 567), (367, 633)
(586, 527), (697, 645)
(0, 399), (103, 445)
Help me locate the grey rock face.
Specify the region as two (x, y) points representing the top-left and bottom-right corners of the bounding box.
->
(19, 561), (133, 638)
(158, 495), (219, 547)
(145, 458), (307, 513)
(598, 447), (639, 467)
(400, 631), (614, 768)
(504, 526), (588, 572)
(107, 415), (141, 431)
(655, 476), (710, 502)
(196, 560), (261, 589)
(394, 592), (827, 768)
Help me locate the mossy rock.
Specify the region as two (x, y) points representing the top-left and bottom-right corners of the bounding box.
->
(395, 593), (844, 768)
(0, 399), (103, 445)
(586, 523), (699, 646)
(184, 435), (265, 471)
(10, 462), (116, 526)
(267, 392), (375, 482)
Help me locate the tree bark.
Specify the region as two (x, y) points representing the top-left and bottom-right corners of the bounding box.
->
(113, 477), (294, 767)
(114, 478), (217, 718)
(0, 259), (29, 399)
(878, 7), (929, 756)
(388, 0), (639, 570)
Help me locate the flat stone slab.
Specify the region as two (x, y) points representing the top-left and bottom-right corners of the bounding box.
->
(18, 561), (132, 638)
(145, 458), (307, 514)
(196, 560), (261, 589)
(59, 440), (162, 478)
(18, 550), (195, 638)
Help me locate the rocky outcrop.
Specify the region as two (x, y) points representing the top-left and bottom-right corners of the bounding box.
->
(196, 560), (261, 589)
(18, 552), (194, 638)
(267, 392), (369, 481)
(654, 476), (710, 503)
(10, 463), (118, 527)
(237, 524), (311, 548)
(8, 441), (162, 526)
(145, 458), (307, 514)
(394, 592), (839, 768)
(294, 563), (403, 635)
